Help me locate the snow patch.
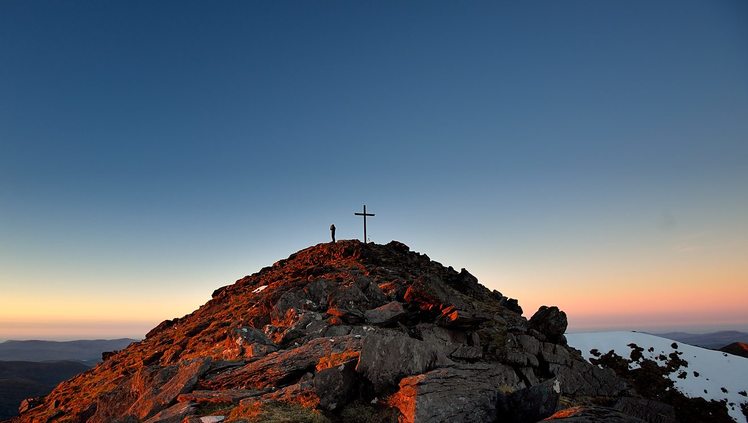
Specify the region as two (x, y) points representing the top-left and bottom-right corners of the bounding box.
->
(568, 331), (748, 423)
(252, 285), (268, 294)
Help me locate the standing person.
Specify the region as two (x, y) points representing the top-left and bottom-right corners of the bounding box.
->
(330, 224), (336, 243)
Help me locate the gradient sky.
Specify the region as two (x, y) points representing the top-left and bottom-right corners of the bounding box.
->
(1, 1), (747, 340)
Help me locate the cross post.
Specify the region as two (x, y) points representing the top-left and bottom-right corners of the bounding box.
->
(354, 205), (375, 243)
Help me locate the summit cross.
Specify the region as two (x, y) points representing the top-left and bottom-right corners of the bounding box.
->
(354, 204), (375, 243)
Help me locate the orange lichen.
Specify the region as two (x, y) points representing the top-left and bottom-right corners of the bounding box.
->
(387, 379), (420, 422)
(315, 350), (360, 371)
(544, 406), (584, 419)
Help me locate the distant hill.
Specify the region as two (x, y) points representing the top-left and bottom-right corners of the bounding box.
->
(0, 339), (136, 363)
(652, 331), (748, 349)
(721, 342), (748, 359)
(0, 360), (90, 420)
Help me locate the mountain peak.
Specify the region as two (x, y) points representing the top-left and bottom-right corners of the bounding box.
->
(16, 240), (634, 423)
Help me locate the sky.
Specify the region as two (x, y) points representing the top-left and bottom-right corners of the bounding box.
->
(1, 1), (747, 340)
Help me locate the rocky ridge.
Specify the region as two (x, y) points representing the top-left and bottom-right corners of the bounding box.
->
(14, 240), (646, 422)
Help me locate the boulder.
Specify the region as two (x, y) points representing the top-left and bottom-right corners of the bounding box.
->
(327, 307), (365, 324)
(613, 397), (677, 423)
(389, 363), (524, 423)
(436, 306), (489, 329)
(88, 383), (139, 423)
(128, 358), (212, 420)
(529, 306), (568, 343)
(416, 323), (482, 360)
(205, 335), (362, 390)
(355, 331), (451, 392)
(403, 275), (471, 312)
(500, 297), (523, 314)
(143, 401), (197, 423)
(18, 397), (42, 414)
(364, 301), (406, 325)
(313, 359), (358, 411)
(548, 359), (628, 398)
(496, 378), (560, 422)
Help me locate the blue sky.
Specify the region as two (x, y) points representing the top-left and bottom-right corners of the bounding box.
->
(1, 1), (747, 339)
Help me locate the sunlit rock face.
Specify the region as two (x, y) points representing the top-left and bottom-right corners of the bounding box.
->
(15, 240), (631, 423)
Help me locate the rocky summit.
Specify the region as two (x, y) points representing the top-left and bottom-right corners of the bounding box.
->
(14, 240), (651, 423)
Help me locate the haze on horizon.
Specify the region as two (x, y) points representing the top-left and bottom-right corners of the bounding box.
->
(1, 1), (747, 341)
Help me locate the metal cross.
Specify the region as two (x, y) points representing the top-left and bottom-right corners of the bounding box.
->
(354, 204), (375, 243)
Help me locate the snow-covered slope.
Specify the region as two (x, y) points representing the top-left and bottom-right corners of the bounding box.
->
(567, 331), (748, 423)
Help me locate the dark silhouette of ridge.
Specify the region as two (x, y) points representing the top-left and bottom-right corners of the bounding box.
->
(653, 331), (748, 349)
(0, 361), (89, 420)
(0, 339), (136, 363)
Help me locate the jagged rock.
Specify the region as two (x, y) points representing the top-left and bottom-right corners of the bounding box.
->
(204, 335), (362, 390)
(88, 384), (139, 423)
(102, 350), (119, 361)
(364, 301), (406, 325)
(505, 349), (540, 368)
(403, 275), (471, 313)
(143, 401), (197, 423)
(476, 321), (509, 359)
(500, 297), (523, 314)
(18, 397), (42, 414)
(128, 358), (211, 420)
(176, 389), (262, 405)
(540, 341), (573, 366)
(613, 397), (677, 423)
(529, 305), (568, 343)
(184, 417), (225, 423)
(388, 363), (524, 423)
(436, 306), (489, 329)
(450, 344), (483, 360)
(327, 307), (365, 324)
(313, 359), (358, 411)
(237, 326), (274, 345)
(517, 367), (540, 386)
(516, 333), (541, 356)
(416, 323), (482, 360)
(545, 405), (646, 422)
(356, 330), (451, 392)
(496, 378), (560, 422)
(549, 359), (628, 397)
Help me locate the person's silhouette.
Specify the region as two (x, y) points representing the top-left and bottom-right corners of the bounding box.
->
(330, 224), (336, 243)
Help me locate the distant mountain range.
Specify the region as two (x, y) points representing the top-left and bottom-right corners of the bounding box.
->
(651, 331), (748, 350)
(0, 360), (90, 420)
(0, 338), (136, 363)
(0, 338), (137, 419)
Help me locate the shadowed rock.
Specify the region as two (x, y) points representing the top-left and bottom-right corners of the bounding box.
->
(529, 305), (568, 344)
(545, 405), (647, 422)
(364, 301), (406, 325)
(496, 378), (560, 422)
(355, 330), (450, 392)
(389, 363), (524, 422)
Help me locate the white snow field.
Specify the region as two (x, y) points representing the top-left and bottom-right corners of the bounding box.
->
(567, 331), (748, 423)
